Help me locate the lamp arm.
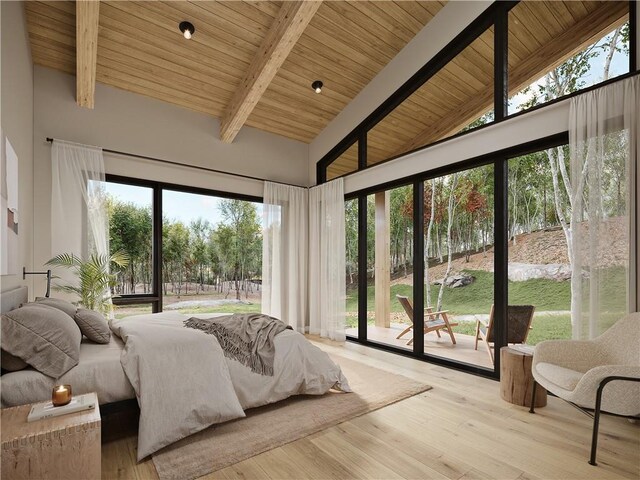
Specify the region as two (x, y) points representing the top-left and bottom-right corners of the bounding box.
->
(22, 267), (53, 298)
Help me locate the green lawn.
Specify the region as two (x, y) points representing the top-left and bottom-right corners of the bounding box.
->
(346, 267), (628, 344)
(451, 314), (572, 345)
(346, 270), (571, 315)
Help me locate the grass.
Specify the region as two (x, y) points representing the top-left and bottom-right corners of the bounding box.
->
(113, 302), (260, 319)
(346, 266), (629, 344)
(346, 269), (571, 315)
(451, 314), (572, 345)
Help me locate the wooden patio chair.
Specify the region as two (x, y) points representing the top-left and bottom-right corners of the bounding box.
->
(474, 304), (536, 364)
(396, 295), (458, 346)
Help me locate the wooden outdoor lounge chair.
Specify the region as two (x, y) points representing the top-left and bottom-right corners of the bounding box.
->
(396, 295), (458, 346)
(474, 304), (536, 363)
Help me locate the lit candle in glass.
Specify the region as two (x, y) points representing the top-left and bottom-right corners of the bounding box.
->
(52, 384), (72, 406)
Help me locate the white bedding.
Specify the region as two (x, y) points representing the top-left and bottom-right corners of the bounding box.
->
(110, 311), (350, 460)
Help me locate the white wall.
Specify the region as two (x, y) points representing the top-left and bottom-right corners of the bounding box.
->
(308, 0), (493, 184)
(32, 66), (309, 292)
(1, 1), (34, 296)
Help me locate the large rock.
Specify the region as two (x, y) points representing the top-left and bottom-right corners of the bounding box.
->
(433, 274), (474, 288)
(507, 263), (571, 282)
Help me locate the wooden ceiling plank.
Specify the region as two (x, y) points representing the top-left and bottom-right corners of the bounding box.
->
(393, 1), (439, 29)
(371, 2), (428, 35)
(347, 2), (416, 45)
(285, 40), (373, 88)
(150, 1), (265, 49)
(321, 2), (411, 54)
(26, 15), (75, 46)
(564, 1), (590, 19)
(101, 2), (254, 66)
(198, 1), (272, 38)
(508, 1), (628, 95)
(302, 24), (387, 74)
(97, 29), (240, 92)
(76, 0), (99, 108)
(97, 46), (233, 110)
(98, 6), (249, 79)
(235, 1), (282, 23)
(220, 1), (322, 143)
(27, 1), (74, 27)
(96, 64), (223, 114)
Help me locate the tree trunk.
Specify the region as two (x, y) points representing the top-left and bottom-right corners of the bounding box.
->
(437, 174), (459, 312)
(425, 179), (436, 308)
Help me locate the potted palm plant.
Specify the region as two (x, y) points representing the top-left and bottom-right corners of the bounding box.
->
(46, 252), (129, 315)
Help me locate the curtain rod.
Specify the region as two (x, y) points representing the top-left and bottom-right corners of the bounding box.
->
(45, 137), (307, 189)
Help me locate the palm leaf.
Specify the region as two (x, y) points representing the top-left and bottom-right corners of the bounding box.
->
(47, 250), (130, 313)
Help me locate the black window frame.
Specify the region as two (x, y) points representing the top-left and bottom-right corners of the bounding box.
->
(344, 132), (570, 379)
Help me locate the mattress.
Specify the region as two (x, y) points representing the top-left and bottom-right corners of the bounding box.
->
(1, 335), (135, 408)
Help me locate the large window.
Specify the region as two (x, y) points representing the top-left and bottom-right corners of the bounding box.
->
(105, 180), (156, 318)
(161, 190), (262, 315)
(367, 28), (494, 165)
(320, 1), (636, 182)
(346, 164), (496, 371)
(508, 1), (630, 115)
(345, 186), (415, 351)
(105, 177), (263, 318)
(507, 141), (629, 344)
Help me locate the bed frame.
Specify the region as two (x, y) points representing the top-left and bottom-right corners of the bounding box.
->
(0, 287), (139, 441)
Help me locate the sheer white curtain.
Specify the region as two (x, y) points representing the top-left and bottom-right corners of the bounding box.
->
(51, 140), (109, 299)
(309, 179), (346, 341)
(569, 76), (638, 339)
(262, 182), (308, 332)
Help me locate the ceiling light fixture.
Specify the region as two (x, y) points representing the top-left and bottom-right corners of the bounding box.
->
(312, 80), (323, 94)
(179, 21), (195, 40)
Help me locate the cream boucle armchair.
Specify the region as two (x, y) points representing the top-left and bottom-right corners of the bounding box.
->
(529, 312), (640, 466)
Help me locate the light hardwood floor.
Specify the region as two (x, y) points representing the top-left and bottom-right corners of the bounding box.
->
(102, 337), (640, 480)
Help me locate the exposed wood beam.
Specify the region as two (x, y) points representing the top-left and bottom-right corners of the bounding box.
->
(397, 2), (627, 157)
(76, 0), (100, 108)
(220, 1), (322, 143)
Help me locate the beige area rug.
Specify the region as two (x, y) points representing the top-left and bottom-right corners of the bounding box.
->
(152, 353), (432, 480)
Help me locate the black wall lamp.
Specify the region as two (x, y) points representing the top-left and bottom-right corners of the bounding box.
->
(23, 267), (52, 298)
(179, 21), (195, 40)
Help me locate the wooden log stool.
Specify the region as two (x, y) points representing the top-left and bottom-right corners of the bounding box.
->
(500, 346), (547, 407)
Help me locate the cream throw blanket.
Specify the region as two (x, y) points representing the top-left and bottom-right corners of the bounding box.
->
(184, 314), (291, 376)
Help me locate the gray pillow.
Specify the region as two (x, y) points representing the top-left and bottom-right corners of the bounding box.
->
(1, 303), (81, 378)
(35, 297), (78, 318)
(74, 308), (110, 344)
(1, 349), (28, 371)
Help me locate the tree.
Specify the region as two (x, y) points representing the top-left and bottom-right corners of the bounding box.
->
(218, 199), (261, 300)
(344, 199), (358, 286)
(108, 199), (151, 294)
(436, 173), (460, 312)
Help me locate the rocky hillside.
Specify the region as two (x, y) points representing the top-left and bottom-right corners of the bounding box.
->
(391, 216), (627, 285)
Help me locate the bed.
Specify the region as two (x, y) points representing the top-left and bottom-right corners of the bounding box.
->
(1, 287), (350, 460)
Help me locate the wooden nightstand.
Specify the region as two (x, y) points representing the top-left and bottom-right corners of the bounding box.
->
(1, 392), (101, 480)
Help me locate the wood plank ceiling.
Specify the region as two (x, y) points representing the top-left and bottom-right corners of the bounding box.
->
(25, 1), (446, 144)
(326, 0), (630, 179)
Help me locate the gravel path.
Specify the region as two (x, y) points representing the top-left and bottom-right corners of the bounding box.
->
(165, 299), (254, 310)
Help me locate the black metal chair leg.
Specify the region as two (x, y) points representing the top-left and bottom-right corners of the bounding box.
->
(589, 382), (605, 466)
(529, 380), (537, 413)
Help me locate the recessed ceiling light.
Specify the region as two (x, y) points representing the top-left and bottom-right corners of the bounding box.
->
(179, 21), (195, 40)
(312, 80), (323, 94)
